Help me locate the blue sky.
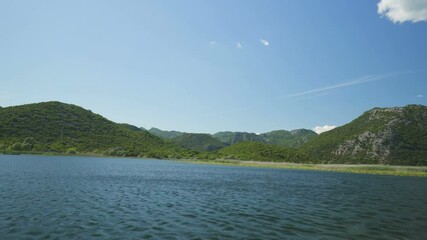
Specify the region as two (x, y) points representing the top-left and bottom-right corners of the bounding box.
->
(1, 0), (426, 133)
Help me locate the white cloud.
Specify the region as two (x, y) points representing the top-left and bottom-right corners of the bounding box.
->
(236, 42), (243, 48)
(417, 94), (424, 98)
(378, 0), (427, 23)
(260, 39), (269, 46)
(288, 73), (394, 98)
(313, 125), (337, 134)
(209, 41), (216, 45)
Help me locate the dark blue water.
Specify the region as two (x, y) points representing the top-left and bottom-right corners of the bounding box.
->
(1, 155), (426, 239)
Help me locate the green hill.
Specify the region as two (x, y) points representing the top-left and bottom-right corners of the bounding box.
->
(218, 142), (310, 163)
(301, 105), (427, 165)
(148, 127), (185, 139)
(0, 101), (190, 158)
(172, 133), (228, 152)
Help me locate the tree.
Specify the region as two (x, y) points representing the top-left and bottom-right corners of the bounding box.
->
(10, 142), (23, 151)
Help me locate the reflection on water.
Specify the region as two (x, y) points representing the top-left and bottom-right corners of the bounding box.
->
(1, 155), (426, 239)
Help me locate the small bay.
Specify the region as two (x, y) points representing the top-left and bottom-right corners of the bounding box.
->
(1, 155), (426, 239)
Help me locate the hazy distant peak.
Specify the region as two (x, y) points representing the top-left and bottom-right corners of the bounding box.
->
(289, 129), (317, 135)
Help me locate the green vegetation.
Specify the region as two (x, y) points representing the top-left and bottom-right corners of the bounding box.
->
(261, 129), (317, 147)
(213, 129), (317, 147)
(1, 102), (426, 168)
(218, 142), (310, 163)
(0, 101), (193, 158)
(301, 105), (427, 165)
(172, 133), (228, 152)
(213, 131), (262, 145)
(120, 123), (145, 132)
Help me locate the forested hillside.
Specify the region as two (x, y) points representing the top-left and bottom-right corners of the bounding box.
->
(0, 102), (192, 158)
(218, 142), (310, 163)
(172, 133), (228, 152)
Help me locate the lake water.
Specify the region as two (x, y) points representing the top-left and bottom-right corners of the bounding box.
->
(1, 155), (426, 239)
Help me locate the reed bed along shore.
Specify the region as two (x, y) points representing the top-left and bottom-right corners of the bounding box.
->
(184, 159), (427, 177)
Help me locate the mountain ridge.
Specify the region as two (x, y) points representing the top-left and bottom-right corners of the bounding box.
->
(1, 101), (426, 165)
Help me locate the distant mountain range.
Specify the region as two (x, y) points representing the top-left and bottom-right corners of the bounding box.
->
(213, 129), (317, 147)
(149, 127), (317, 152)
(1, 101), (426, 165)
(148, 128), (184, 139)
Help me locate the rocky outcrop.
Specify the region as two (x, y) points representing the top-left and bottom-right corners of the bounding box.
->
(301, 105), (427, 165)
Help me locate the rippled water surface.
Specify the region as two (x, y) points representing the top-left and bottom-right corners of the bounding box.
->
(1, 155), (427, 239)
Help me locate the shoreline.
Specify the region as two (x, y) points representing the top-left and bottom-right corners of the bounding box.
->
(180, 159), (427, 177)
(2, 152), (427, 177)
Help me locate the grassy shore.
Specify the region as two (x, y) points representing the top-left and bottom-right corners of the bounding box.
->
(183, 159), (427, 177)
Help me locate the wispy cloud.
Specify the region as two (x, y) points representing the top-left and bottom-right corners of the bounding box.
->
(417, 94), (424, 98)
(260, 39), (269, 46)
(236, 42), (243, 48)
(209, 41), (216, 46)
(288, 74), (394, 98)
(378, 0), (427, 23)
(293, 91), (331, 101)
(313, 125), (336, 134)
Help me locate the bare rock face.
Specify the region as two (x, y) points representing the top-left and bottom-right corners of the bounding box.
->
(368, 107), (404, 120)
(334, 108), (405, 163)
(334, 130), (393, 164)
